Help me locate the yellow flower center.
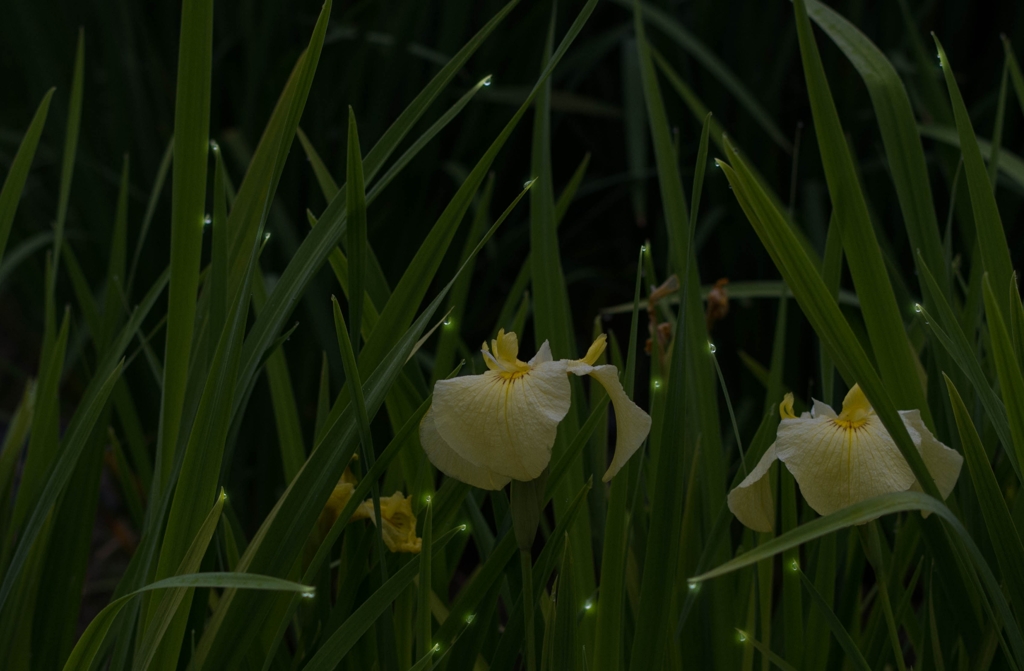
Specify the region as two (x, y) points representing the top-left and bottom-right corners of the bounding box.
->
(482, 329), (533, 378)
(830, 383), (872, 430)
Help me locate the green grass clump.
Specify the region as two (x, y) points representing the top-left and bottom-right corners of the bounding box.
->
(1, 0), (1023, 668)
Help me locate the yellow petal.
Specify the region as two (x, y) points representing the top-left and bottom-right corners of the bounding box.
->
(361, 492), (422, 553)
(775, 411), (916, 517)
(578, 334), (608, 366)
(837, 384), (872, 424)
(900, 409), (963, 499)
(566, 361), (652, 481)
(727, 443), (779, 533)
(779, 393), (797, 419)
(432, 361), (571, 481)
(419, 406), (511, 490)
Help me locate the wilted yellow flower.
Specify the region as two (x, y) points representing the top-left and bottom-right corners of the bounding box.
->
(321, 471), (422, 553)
(419, 330), (651, 489)
(728, 384), (962, 532)
(357, 492), (422, 553)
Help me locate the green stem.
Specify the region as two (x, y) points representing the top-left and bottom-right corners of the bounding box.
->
(521, 549), (537, 671)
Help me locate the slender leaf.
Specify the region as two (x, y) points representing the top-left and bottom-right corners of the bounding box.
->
(934, 35), (1014, 316)
(0, 88), (53, 264)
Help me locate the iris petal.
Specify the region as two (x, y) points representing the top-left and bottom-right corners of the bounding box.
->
(566, 361), (652, 481)
(419, 406), (511, 490)
(726, 443), (779, 533)
(432, 360), (571, 481)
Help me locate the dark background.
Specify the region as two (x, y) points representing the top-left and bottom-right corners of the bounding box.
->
(1, 0), (1022, 533)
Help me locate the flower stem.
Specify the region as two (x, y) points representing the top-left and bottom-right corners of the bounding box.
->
(521, 549), (537, 671)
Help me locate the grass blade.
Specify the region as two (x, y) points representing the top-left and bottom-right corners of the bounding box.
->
(234, 2), (518, 417)
(793, 0), (931, 422)
(982, 273), (1024, 483)
(0, 88), (54, 264)
(345, 107), (367, 353)
(943, 374), (1024, 622)
(49, 30), (84, 294)
(621, 0), (792, 152)
(155, 0), (214, 495)
(934, 35), (1014, 316)
(717, 144), (940, 500)
(805, 0), (947, 298)
(302, 528), (461, 671)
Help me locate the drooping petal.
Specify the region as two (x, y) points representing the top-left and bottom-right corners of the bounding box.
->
(727, 443), (779, 533)
(419, 406), (511, 490)
(775, 413), (916, 517)
(432, 360), (571, 481)
(566, 360), (652, 481)
(358, 492), (422, 553)
(900, 409), (963, 499)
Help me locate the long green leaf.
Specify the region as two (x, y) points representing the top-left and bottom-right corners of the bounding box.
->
(943, 375), (1024, 622)
(154, 0), (214, 495)
(133, 490), (227, 670)
(591, 248), (644, 671)
(914, 253), (1019, 479)
(690, 491), (1024, 665)
(194, 181), (529, 669)
(64, 569), (311, 671)
(0, 88), (53, 264)
(793, 0), (930, 423)
(717, 144), (940, 500)
(805, 0), (947, 297)
(934, 35), (1014, 316)
(919, 124), (1024, 194)
(49, 30), (84, 294)
(982, 273), (1024, 480)
(233, 2), (517, 418)
(621, 0), (791, 152)
(147, 199), (262, 665)
(302, 528), (461, 671)
(345, 107), (367, 352)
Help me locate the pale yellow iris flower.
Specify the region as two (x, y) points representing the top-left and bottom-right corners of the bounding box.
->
(419, 330), (651, 490)
(322, 471), (422, 553)
(728, 384), (962, 532)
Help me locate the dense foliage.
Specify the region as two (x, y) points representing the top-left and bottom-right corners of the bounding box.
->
(1, 0), (1023, 668)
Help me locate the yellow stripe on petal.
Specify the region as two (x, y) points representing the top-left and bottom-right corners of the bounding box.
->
(775, 409), (916, 517)
(727, 443), (779, 533)
(432, 361), (571, 481)
(419, 406), (511, 490)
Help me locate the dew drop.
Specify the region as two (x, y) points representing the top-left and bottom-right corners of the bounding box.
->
(264, 232), (272, 243)
(482, 75), (492, 87)
(204, 214), (212, 226)
(789, 559), (799, 572)
(465, 613), (476, 624)
(914, 303), (923, 313)
(708, 342), (717, 354)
